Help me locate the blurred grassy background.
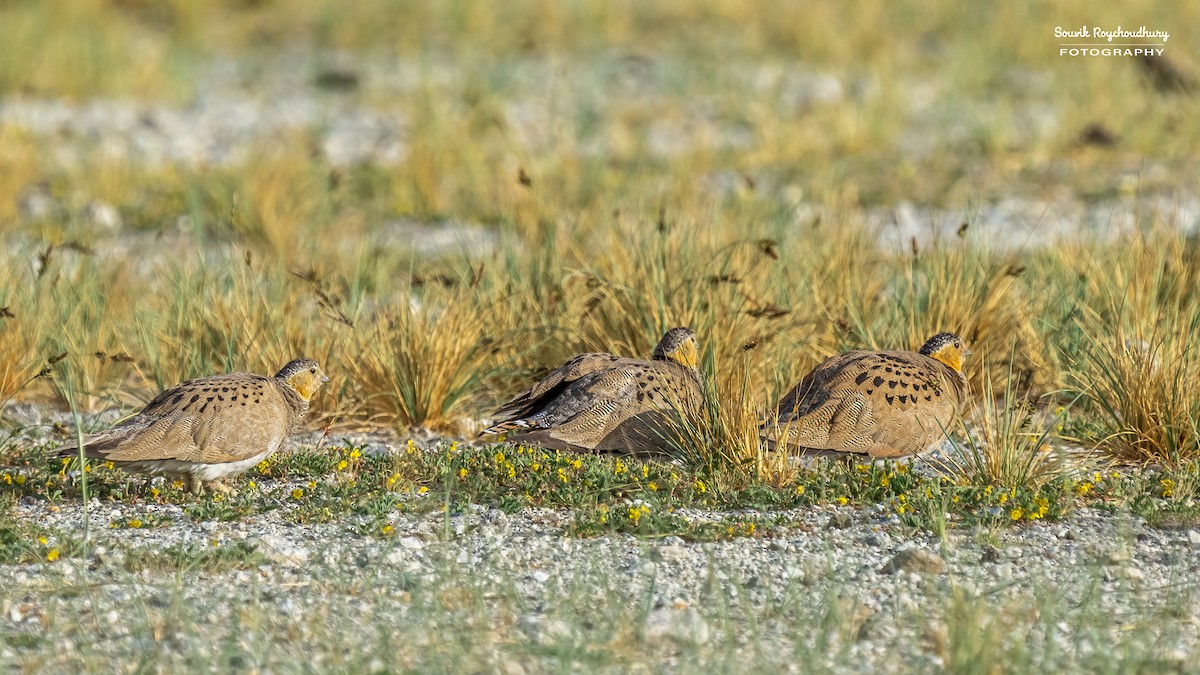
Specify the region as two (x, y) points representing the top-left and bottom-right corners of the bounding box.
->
(1, 0), (1198, 466)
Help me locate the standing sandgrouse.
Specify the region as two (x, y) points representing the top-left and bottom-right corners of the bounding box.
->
(481, 328), (703, 454)
(762, 333), (970, 458)
(56, 358), (329, 494)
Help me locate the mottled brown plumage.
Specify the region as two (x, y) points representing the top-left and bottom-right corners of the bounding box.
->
(482, 328), (702, 454)
(56, 358), (328, 493)
(762, 333), (969, 458)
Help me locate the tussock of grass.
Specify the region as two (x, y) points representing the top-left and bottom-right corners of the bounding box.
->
(947, 361), (1086, 490)
(1068, 228), (1200, 466)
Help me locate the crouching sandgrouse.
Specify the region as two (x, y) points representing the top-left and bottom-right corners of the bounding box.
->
(761, 332), (970, 458)
(56, 358), (329, 494)
(481, 327), (703, 454)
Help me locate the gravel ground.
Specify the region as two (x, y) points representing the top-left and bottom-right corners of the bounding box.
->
(4, 470), (1199, 671)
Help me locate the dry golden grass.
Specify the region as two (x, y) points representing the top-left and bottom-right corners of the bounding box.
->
(1, 0), (1198, 475)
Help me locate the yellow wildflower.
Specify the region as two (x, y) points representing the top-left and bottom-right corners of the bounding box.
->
(648, 482), (658, 492)
(795, 485), (805, 495)
(1161, 479), (1175, 498)
(337, 460), (349, 472)
(406, 439), (416, 454)
(694, 479), (707, 494)
(381, 524), (394, 536)
(349, 449), (362, 460)
(128, 518), (142, 529)
(292, 488), (304, 500)
(459, 468), (469, 479)
(531, 463), (541, 472)
(1010, 508), (1023, 521)
(47, 549), (60, 562)
(37, 536), (47, 545)
(418, 486), (428, 494)
(836, 496), (848, 506)
(15, 475), (25, 485)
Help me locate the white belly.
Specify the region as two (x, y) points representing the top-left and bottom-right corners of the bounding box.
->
(122, 444), (279, 481)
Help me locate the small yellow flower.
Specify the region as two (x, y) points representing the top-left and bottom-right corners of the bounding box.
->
(1161, 479), (1175, 498)
(349, 449), (362, 460)
(999, 493), (1009, 505)
(1010, 508), (1023, 521)
(459, 468), (469, 479)
(836, 496), (848, 506)
(795, 485), (805, 495)
(337, 460), (349, 472)
(387, 474), (400, 487)
(557, 468), (569, 484)
(2, 474), (11, 485)
(47, 549), (60, 562)
(648, 482), (658, 492)
(572, 459), (582, 470)
(15, 475), (26, 485)
(381, 524), (394, 536)
(629, 507), (641, 523)
(417, 486), (428, 495)
(307, 480), (316, 490)
(37, 536), (47, 546)
(248, 481), (257, 490)
(531, 463), (541, 472)
(642, 465), (649, 478)
(128, 518), (142, 529)
(292, 488), (304, 500)
(745, 523), (756, 535)
(406, 439), (416, 455)
(951, 495), (960, 503)
(257, 461), (270, 475)
(694, 479), (707, 494)
(1076, 482), (1093, 495)
(150, 487), (160, 498)
(104, 461), (115, 470)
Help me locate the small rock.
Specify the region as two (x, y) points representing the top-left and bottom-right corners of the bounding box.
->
(531, 570), (550, 584)
(643, 608), (710, 646)
(653, 545), (688, 563)
(1124, 567), (1145, 582)
(980, 545), (1001, 564)
(398, 537), (424, 550)
(827, 512), (854, 529)
(1187, 530), (1200, 547)
(256, 534), (308, 567)
(880, 548), (945, 575)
